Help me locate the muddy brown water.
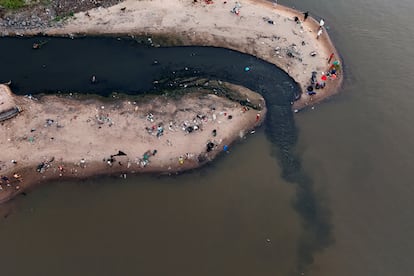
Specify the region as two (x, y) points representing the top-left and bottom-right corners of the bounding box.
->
(1, 0), (414, 275)
(0, 36), (305, 276)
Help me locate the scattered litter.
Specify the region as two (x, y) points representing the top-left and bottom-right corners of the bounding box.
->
(137, 149), (157, 168)
(95, 114), (113, 126)
(206, 142), (215, 152)
(80, 158), (86, 168)
(185, 126), (194, 133)
(32, 40), (48, 50)
(263, 17), (274, 25)
(231, 2), (241, 15)
(36, 160), (50, 173)
(45, 118), (54, 127)
(25, 94), (38, 101)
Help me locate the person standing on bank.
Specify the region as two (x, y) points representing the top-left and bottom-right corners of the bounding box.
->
(319, 18), (325, 30)
(316, 28), (323, 39)
(303, 11), (309, 21)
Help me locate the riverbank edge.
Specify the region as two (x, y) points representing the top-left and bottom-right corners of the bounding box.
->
(0, 0), (343, 204)
(0, 82), (266, 204)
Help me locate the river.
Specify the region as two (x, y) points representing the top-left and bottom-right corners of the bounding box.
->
(1, 0), (414, 275)
(287, 0), (414, 275)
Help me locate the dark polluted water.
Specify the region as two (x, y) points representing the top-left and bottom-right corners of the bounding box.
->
(0, 36), (330, 274)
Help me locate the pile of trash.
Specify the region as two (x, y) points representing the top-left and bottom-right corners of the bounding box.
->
(95, 113), (113, 127)
(136, 149), (157, 168)
(144, 112), (210, 137)
(285, 44), (303, 62)
(36, 156), (55, 173)
(182, 114), (208, 134)
(231, 2), (242, 15)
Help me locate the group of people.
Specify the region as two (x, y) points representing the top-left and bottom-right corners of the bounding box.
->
(306, 56), (341, 98)
(0, 173), (22, 192)
(294, 11), (325, 40)
(316, 18), (325, 39)
(293, 11), (338, 99)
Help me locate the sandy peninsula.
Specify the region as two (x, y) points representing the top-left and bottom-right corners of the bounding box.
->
(0, 0), (343, 203)
(2, 0), (342, 109)
(0, 82), (265, 203)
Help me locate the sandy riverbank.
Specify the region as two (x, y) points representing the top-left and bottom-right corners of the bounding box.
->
(1, 0), (342, 110)
(0, 82), (265, 203)
(0, 0), (343, 203)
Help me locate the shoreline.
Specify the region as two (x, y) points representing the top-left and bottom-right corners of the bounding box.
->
(0, 0), (343, 203)
(0, 82), (266, 204)
(1, 0), (343, 110)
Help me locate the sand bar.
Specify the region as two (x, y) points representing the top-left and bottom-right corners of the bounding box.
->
(0, 82), (265, 203)
(0, 0), (343, 203)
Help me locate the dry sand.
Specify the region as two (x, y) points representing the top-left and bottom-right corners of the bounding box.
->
(2, 0), (343, 109)
(0, 83), (265, 203)
(0, 0), (343, 203)
(0, 85), (15, 113)
(18, 0), (342, 109)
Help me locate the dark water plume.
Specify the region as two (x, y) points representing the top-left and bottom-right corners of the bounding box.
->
(0, 36), (332, 273)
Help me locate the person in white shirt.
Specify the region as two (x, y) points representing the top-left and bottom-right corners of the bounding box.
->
(317, 28), (323, 39)
(319, 19), (325, 29)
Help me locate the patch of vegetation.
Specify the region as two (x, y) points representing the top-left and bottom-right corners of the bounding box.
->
(0, 0), (25, 9)
(53, 11), (75, 22)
